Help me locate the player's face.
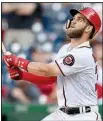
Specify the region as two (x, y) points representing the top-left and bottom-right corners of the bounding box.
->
(66, 13), (89, 38)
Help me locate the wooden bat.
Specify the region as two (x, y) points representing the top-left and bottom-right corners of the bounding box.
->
(2, 42), (11, 55)
(2, 42), (7, 55)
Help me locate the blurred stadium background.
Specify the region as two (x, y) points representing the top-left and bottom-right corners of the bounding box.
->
(1, 3), (102, 121)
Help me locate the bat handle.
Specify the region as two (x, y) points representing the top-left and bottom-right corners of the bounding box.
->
(2, 42), (11, 55)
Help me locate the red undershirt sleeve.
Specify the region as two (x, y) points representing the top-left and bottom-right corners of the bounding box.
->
(20, 70), (57, 85)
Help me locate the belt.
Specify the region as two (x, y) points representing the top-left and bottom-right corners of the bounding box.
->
(60, 106), (97, 115)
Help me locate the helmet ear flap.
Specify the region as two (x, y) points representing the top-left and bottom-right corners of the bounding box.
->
(66, 19), (72, 29)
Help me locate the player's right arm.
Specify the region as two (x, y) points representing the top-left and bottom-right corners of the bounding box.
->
(7, 66), (57, 85)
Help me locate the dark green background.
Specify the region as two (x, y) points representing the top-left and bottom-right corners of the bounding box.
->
(2, 103), (102, 121)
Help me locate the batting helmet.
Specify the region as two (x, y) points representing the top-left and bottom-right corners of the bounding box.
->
(70, 7), (101, 37)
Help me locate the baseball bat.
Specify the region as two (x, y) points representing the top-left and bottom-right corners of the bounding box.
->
(2, 42), (7, 55)
(2, 42), (11, 55)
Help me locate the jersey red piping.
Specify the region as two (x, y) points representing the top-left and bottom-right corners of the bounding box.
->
(78, 46), (91, 48)
(55, 60), (65, 76)
(63, 86), (67, 107)
(95, 112), (98, 121)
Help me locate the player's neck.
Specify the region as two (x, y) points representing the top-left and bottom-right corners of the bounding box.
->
(70, 37), (87, 48)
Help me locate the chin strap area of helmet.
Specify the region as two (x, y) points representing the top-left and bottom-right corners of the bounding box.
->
(66, 19), (72, 29)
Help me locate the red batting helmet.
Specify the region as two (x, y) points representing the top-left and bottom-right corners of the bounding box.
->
(70, 7), (101, 37)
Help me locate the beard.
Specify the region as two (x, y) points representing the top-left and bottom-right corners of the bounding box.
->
(66, 26), (87, 38)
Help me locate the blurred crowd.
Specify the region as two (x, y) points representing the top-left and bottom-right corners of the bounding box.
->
(1, 3), (102, 105)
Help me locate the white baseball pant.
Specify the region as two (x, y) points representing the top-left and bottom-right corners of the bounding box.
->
(41, 106), (102, 121)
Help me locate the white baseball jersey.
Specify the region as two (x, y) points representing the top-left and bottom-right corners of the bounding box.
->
(55, 41), (98, 107)
(42, 41), (101, 121)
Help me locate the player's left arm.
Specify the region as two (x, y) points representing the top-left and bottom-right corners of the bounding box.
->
(27, 61), (62, 76)
(3, 53), (62, 76)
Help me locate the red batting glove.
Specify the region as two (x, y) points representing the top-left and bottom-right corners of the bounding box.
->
(7, 66), (57, 84)
(3, 54), (30, 71)
(8, 66), (21, 80)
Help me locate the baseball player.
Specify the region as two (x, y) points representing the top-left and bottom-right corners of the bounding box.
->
(3, 7), (102, 121)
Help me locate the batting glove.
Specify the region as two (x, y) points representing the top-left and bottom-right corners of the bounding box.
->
(8, 66), (21, 80)
(3, 53), (30, 71)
